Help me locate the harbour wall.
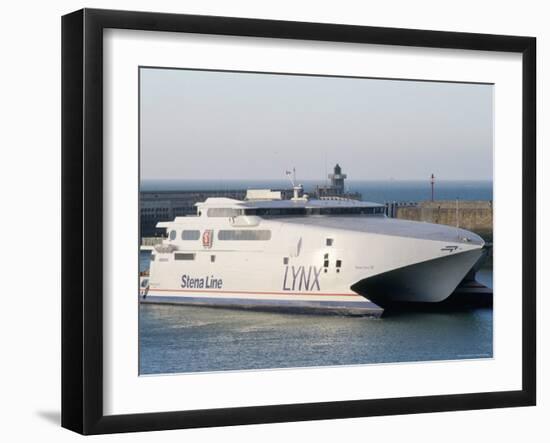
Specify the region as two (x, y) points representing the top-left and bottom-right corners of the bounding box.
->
(391, 200), (493, 241)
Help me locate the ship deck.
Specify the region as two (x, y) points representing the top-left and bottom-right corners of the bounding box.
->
(276, 216), (485, 245)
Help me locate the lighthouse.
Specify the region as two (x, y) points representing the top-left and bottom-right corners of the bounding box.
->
(314, 163), (361, 200)
(328, 164), (347, 195)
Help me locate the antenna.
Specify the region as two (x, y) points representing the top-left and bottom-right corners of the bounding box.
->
(324, 152), (328, 186)
(285, 169), (296, 187)
(456, 197), (460, 239)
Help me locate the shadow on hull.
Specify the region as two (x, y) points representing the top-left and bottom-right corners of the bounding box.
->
(352, 250), (492, 315)
(140, 296), (383, 317)
(379, 286), (493, 316)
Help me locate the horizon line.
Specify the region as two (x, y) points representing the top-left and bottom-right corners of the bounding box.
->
(141, 177), (493, 182)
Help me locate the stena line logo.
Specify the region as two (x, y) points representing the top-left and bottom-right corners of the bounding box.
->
(282, 266), (322, 291)
(181, 274), (223, 289)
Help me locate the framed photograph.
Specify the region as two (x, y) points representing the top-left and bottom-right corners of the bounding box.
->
(61, 8), (536, 435)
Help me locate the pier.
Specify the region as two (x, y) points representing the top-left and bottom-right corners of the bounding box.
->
(387, 200), (493, 241)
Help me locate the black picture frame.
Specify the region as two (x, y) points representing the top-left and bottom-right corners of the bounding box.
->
(61, 8), (536, 435)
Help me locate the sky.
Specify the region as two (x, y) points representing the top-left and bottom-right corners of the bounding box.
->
(140, 68), (493, 181)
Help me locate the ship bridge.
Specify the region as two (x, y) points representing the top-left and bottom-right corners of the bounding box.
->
(193, 193), (386, 218)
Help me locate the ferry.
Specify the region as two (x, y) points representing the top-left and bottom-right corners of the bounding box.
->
(140, 183), (486, 317)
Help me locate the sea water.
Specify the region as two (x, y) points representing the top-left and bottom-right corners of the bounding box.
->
(141, 179), (493, 203)
(139, 270), (492, 374)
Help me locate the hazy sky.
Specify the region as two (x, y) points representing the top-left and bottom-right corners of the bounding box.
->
(140, 68), (493, 181)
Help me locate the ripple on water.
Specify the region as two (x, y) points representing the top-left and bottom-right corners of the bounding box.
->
(139, 297), (493, 375)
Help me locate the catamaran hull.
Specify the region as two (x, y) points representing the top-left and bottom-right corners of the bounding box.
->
(141, 247), (483, 314)
(143, 206), (487, 314)
(351, 248), (484, 306)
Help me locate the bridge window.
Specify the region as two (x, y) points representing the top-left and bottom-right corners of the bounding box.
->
(174, 253), (195, 261)
(336, 260), (342, 273)
(218, 230), (271, 241)
(244, 207), (306, 216)
(211, 255), (216, 263)
(207, 208), (242, 217)
(243, 206), (383, 216)
(326, 238), (334, 246)
(283, 257), (289, 265)
(169, 230), (177, 240)
(181, 230), (200, 240)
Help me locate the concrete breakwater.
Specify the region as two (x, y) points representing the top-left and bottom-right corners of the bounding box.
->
(389, 200), (493, 241)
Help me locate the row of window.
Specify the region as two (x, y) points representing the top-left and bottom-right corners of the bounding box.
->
(217, 230), (271, 241)
(204, 206), (385, 218)
(168, 229), (272, 241)
(167, 230), (344, 247)
(168, 231), (339, 244)
(243, 206), (385, 216)
(168, 230), (200, 241)
(141, 208), (170, 213)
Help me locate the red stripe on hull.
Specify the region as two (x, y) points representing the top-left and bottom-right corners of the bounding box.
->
(149, 288), (361, 297)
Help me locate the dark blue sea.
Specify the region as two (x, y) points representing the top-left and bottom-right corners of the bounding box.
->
(139, 180), (493, 375)
(141, 179), (493, 204)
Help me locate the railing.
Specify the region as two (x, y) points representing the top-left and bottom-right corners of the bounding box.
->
(385, 201), (419, 218)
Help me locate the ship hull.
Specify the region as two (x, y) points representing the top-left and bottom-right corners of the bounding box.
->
(351, 249), (484, 306)
(143, 212), (486, 314)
